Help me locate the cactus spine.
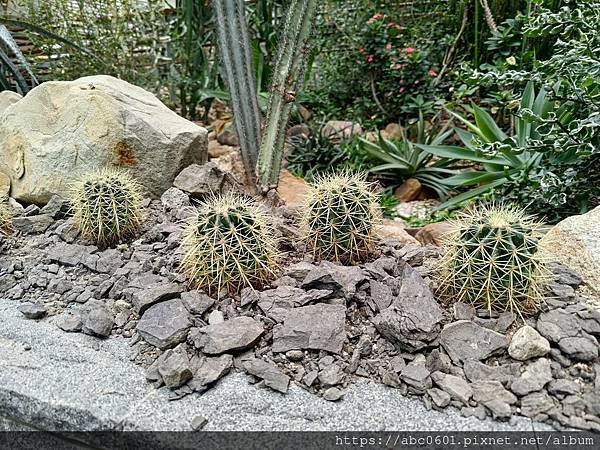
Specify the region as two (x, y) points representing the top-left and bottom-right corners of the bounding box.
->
(214, 0), (262, 190)
(257, 0), (318, 191)
(438, 204), (548, 317)
(0, 195), (12, 234)
(301, 171), (380, 264)
(70, 168), (143, 246)
(180, 193), (278, 296)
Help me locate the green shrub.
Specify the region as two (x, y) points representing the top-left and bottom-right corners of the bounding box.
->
(70, 168), (143, 246)
(358, 111), (460, 200)
(438, 203), (548, 318)
(180, 193), (278, 296)
(301, 171), (380, 263)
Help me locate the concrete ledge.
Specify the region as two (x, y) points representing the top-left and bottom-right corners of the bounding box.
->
(0, 298), (552, 433)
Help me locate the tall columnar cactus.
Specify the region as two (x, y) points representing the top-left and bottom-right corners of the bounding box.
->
(438, 204), (548, 317)
(180, 193), (278, 296)
(0, 195), (12, 234)
(257, 0), (318, 191)
(214, 0), (318, 193)
(301, 171), (380, 264)
(214, 0), (262, 189)
(70, 168), (143, 246)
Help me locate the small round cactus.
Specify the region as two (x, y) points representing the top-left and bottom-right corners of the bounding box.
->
(301, 171), (380, 263)
(438, 203), (549, 317)
(70, 168), (143, 246)
(180, 193), (278, 296)
(0, 196), (12, 234)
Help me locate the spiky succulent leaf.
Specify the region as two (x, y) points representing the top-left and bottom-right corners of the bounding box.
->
(301, 171), (380, 263)
(438, 203), (549, 317)
(0, 195), (12, 235)
(180, 193), (278, 296)
(70, 168), (143, 246)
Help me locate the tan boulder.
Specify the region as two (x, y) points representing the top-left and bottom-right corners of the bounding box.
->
(539, 206), (600, 293)
(0, 90), (22, 115)
(0, 171), (9, 196)
(415, 221), (453, 246)
(0, 75), (207, 204)
(394, 178), (422, 202)
(277, 169), (309, 208)
(321, 120), (362, 141)
(384, 123), (402, 140)
(376, 219), (420, 246)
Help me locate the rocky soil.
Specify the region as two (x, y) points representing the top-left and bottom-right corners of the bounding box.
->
(1, 167), (599, 433)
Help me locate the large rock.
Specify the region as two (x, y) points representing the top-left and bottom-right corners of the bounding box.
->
(440, 320), (508, 365)
(0, 76), (207, 204)
(373, 264), (444, 352)
(137, 299), (192, 349)
(539, 206), (600, 293)
(0, 90), (21, 115)
(272, 304), (346, 354)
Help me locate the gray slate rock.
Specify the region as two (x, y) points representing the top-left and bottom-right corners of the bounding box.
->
(40, 195), (70, 219)
(558, 336), (598, 361)
(173, 162), (226, 197)
(189, 354), (233, 391)
(471, 380), (517, 405)
(463, 360), (521, 386)
(157, 350), (193, 388)
(428, 387), (451, 408)
(12, 214), (54, 234)
(300, 262), (366, 299)
(132, 282), (184, 314)
(49, 242), (95, 266)
(510, 358), (552, 396)
(82, 307), (113, 338)
(193, 316), (263, 355)
(191, 415), (208, 431)
(508, 325), (550, 361)
(431, 371), (472, 405)
(181, 291), (215, 316)
(440, 320), (508, 365)
(318, 364), (345, 387)
(258, 286), (332, 323)
(137, 299), (192, 349)
(373, 265), (444, 352)
(400, 359), (431, 393)
(519, 391), (556, 419)
(242, 358), (290, 394)
(537, 309), (581, 343)
(18, 302), (47, 320)
(272, 304), (346, 354)
(547, 379), (581, 397)
(323, 387), (345, 402)
(55, 313), (83, 332)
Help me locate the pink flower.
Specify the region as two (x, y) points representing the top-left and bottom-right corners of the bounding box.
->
(414, 79), (420, 85)
(402, 47), (415, 54)
(393, 63), (403, 70)
(399, 87), (405, 93)
(385, 43), (392, 51)
(428, 69), (438, 77)
(367, 55), (374, 63)
(358, 47), (365, 54)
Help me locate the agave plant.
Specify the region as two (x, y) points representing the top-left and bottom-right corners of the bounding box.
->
(357, 112), (461, 200)
(417, 81), (567, 208)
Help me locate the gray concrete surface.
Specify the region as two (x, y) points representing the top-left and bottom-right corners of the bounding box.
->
(0, 298), (554, 432)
